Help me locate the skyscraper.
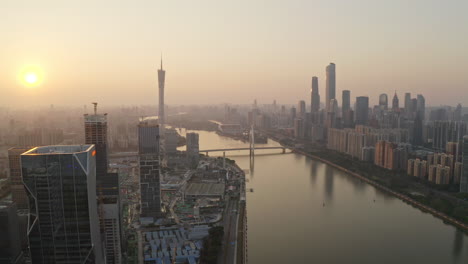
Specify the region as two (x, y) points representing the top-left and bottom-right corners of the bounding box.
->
(355, 96), (369, 125)
(392, 92), (399, 111)
(98, 172), (122, 264)
(461, 135), (468, 193)
(416, 94), (425, 120)
(325, 63), (336, 112)
(342, 90), (351, 115)
(138, 118), (162, 219)
(138, 117), (160, 154)
(8, 147), (30, 209)
(21, 145), (104, 263)
(298, 100), (306, 117)
(186, 132), (200, 168)
(311, 76), (320, 113)
(379, 93), (388, 110)
(0, 201), (23, 264)
(404, 92), (411, 116)
(84, 103), (108, 182)
(139, 155), (162, 219)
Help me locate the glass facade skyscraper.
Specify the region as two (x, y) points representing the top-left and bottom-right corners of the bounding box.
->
(21, 145), (104, 263)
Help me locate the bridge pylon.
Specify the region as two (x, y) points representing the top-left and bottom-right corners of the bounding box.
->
(249, 125), (255, 158)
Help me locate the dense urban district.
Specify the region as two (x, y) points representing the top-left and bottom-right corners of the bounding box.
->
(1, 62), (468, 264)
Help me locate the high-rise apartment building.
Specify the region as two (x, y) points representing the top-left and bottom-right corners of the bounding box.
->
(325, 63), (336, 112)
(311, 76), (320, 113)
(21, 145), (104, 263)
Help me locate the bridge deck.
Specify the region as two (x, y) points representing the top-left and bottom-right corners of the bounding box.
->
(199, 146), (286, 152)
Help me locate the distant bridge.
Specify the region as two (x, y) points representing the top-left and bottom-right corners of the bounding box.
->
(199, 146), (286, 154)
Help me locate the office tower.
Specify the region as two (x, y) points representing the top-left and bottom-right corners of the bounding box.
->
(461, 135), (468, 192)
(290, 107), (296, 126)
(379, 93), (388, 110)
(311, 76), (320, 113)
(186, 132), (200, 168)
(298, 100), (306, 117)
(98, 173), (122, 264)
(404, 93), (411, 116)
(139, 155), (162, 219)
(85, 106), (121, 263)
(412, 114), (424, 146)
(138, 118), (160, 154)
(165, 129), (179, 154)
(8, 147), (30, 209)
(0, 201), (23, 264)
(21, 145), (104, 263)
(84, 103), (108, 182)
(416, 94), (425, 120)
(355, 96), (369, 125)
(294, 118), (305, 138)
(342, 109), (355, 128)
(325, 63), (336, 112)
(392, 92), (399, 111)
(329, 99), (339, 114)
(138, 118), (162, 219)
(342, 90), (351, 114)
(454, 104), (462, 121)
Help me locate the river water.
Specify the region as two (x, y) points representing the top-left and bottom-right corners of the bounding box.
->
(180, 129), (468, 263)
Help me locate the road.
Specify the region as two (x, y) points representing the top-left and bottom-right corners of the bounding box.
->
(219, 195), (240, 264)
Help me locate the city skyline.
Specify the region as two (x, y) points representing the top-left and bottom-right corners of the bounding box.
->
(2, 1), (468, 263)
(1, 0), (468, 107)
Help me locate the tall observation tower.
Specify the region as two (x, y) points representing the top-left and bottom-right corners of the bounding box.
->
(158, 56), (166, 162)
(158, 57), (166, 129)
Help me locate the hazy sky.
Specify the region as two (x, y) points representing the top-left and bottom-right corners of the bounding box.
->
(1, 0), (467, 108)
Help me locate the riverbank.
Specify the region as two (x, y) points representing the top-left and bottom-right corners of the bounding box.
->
(293, 148), (468, 232)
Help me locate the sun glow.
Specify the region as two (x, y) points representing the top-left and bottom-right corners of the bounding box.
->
(25, 72), (38, 84)
(20, 65), (43, 87)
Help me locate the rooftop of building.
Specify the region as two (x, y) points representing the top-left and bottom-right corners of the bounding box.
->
(22, 145), (94, 155)
(139, 116), (159, 123)
(185, 183), (225, 197)
(84, 114), (107, 123)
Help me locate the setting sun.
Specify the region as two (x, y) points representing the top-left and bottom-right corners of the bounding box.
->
(19, 65), (43, 87)
(24, 72), (38, 84)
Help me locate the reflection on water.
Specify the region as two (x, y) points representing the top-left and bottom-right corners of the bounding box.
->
(324, 165), (334, 202)
(180, 129), (468, 264)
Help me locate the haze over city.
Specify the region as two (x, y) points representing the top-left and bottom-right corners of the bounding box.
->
(1, 0), (468, 107)
(2, 1), (468, 264)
